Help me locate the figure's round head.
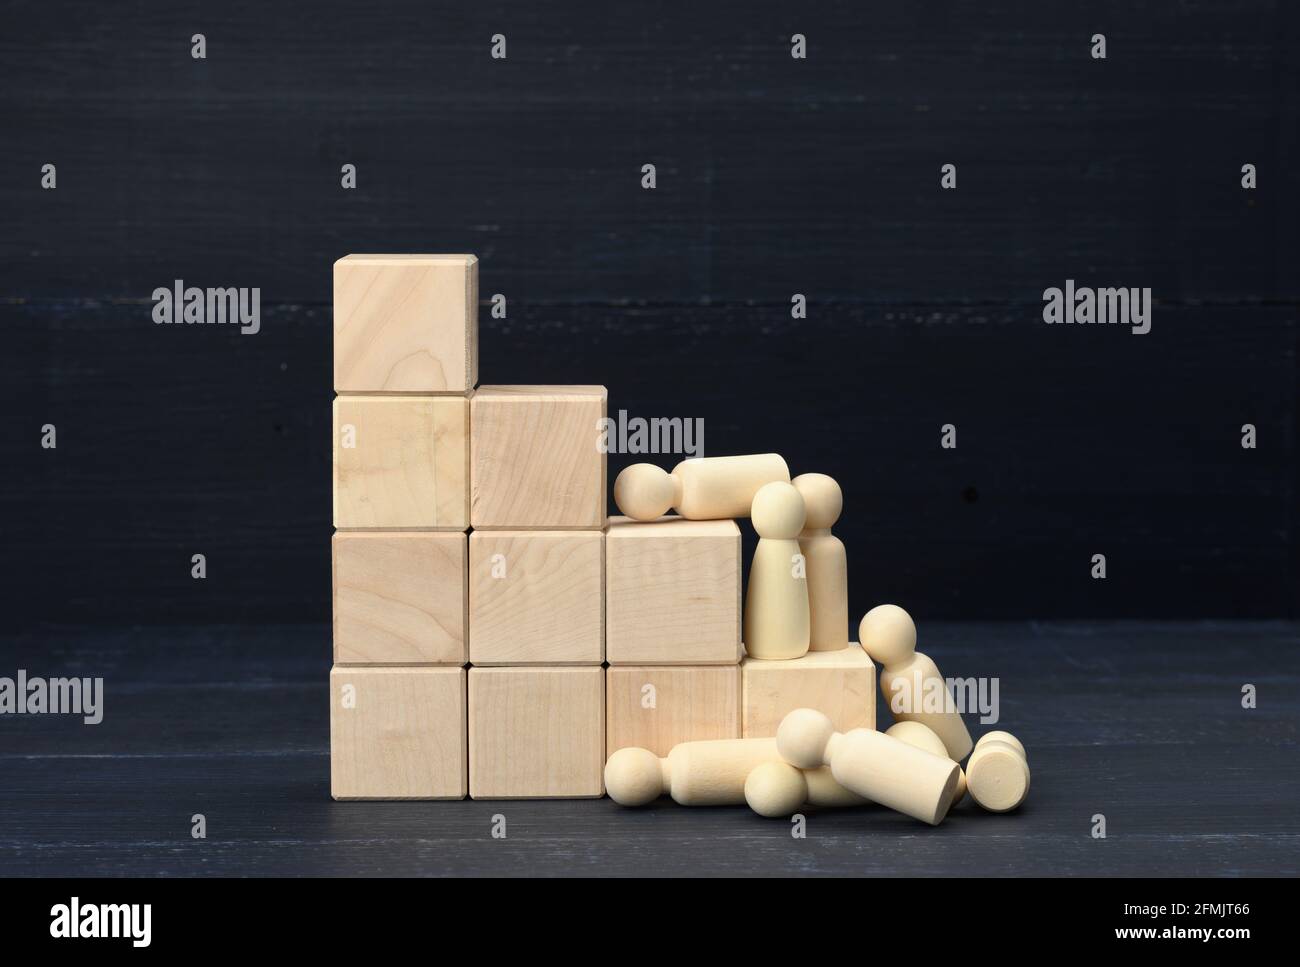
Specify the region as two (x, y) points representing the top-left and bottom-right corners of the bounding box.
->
(613, 464), (676, 521)
(603, 747), (664, 806)
(791, 473), (842, 530)
(776, 707), (834, 769)
(751, 481), (806, 539)
(859, 604), (917, 666)
(744, 761), (808, 818)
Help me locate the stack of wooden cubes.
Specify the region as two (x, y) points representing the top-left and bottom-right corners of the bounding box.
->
(466, 384), (607, 797)
(330, 253), (876, 801)
(330, 255), (477, 799)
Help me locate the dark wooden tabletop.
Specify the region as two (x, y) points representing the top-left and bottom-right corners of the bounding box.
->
(1, 621), (1296, 877)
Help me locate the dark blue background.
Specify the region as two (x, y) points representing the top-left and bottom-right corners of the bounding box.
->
(2, 1), (1296, 626)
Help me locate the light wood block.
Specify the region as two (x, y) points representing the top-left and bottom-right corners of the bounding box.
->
(470, 385), (606, 529)
(330, 666), (467, 800)
(606, 665), (741, 757)
(468, 667), (604, 798)
(333, 395), (468, 529)
(742, 646), (876, 738)
(469, 530), (603, 665)
(333, 254), (478, 394)
(605, 516), (741, 665)
(332, 532), (467, 664)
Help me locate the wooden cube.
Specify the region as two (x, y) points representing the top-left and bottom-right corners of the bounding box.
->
(332, 532), (467, 664)
(333, 254), (478, 394)
(468, 667), (604, 798)
(330, 666), (467, 799)
(605, 516), (742, 665)
(606, 665), (741, 757)
(471, 385), (606, 529)
(333, 395), (468, 529)
(469, 531), (603, 665)
(741, 646), (876, 738)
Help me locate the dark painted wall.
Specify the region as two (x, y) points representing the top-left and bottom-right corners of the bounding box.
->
(2, 1), (1296, 627)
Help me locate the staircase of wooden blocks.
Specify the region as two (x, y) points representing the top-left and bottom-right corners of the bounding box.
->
(330, 253), (874, 801)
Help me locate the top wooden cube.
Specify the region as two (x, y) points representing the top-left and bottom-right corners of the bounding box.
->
(333, 254), (479, 394)
(471, 385), (607, 529)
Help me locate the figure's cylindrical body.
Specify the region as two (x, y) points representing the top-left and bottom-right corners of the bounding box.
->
(966, 731), (1030, 813)
(823, 728), (960, 826)
(744, 538), (810, 659)
(878, 654), (974, 761)
(672, 454), (790, 520)
(887, 720), (966, 804)
(799, 530), (848, 651)
(663, 738), (783, 805)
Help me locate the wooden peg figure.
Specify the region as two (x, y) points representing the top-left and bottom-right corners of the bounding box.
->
(603, 738), (861, 810)
(791, 473), (848, 651)
(966, 731), (1030, 813)
(604, 740), (777, 806)
(859, 604), (973, 761)
(743, 482), (810, 660)
(776, 708), (960, 825)
(613, 454), (790, 521)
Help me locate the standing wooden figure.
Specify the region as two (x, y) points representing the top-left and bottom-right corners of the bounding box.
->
(743, 482), (810, 660)
(792, 473), (848, 651)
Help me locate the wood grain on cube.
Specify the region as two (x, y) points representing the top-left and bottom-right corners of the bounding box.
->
(741, 646), (876, 738)
(469, 530), (603, 665)
(332, 532), (467, 664)
(333, 395), (468, 529)
(333, 254), (478, 394)
(468, 667), (604, 799)
(605, 516), (742, 664)
(470, 385), (606, 529)
(330, 666), (467, 800)
(606, 665), (741, 757)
